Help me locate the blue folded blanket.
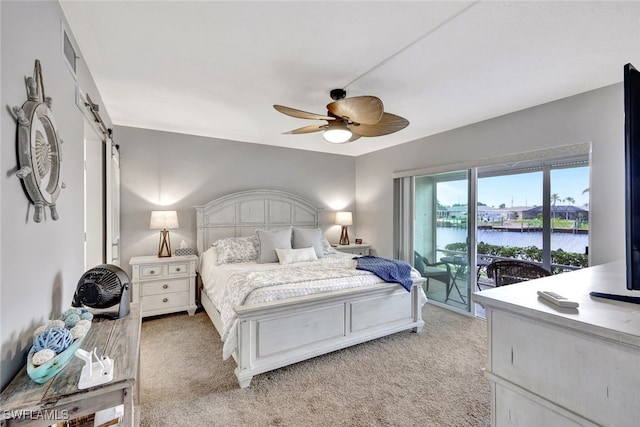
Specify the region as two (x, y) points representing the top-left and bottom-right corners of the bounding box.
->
(355, 255), (413, 292)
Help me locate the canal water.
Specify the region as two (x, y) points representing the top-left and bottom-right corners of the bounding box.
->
(437, 227), (588, 254)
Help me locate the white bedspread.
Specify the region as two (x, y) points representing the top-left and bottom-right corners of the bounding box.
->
(198, 249), (422, 359)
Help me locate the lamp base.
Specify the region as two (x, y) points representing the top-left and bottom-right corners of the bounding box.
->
(158, 229), (172, 257)
(339, 226), (350, 246)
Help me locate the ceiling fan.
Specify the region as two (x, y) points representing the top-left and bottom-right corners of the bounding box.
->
(273, 89), (409, 144)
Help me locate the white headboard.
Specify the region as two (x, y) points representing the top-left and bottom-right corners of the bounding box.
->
(195, 189), (319, 254)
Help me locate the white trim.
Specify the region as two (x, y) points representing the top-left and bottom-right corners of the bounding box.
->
(392, 142), (592, 179)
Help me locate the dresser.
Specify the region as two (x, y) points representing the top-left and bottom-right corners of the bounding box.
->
(0, 303), (141, 426)
(472, 261), (640, 427)
(129, 255), (198, 318)
(333, 243), (371, 256)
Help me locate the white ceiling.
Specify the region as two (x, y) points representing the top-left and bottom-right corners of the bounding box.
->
(59, 1), (640, 157)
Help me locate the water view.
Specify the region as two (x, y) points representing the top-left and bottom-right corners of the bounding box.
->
(437, 227), (588, 255)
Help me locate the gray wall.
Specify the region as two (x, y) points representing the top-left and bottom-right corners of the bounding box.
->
(356, 84), (624, 266)
(1, 1), (111, 390)
(115, 126), (356, 278)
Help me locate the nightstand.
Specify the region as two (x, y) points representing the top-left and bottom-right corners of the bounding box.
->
(333, 243), (371, 256)
(129, 254), (198, 318)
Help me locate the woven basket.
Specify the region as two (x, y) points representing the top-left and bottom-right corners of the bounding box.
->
(26, 335), (86, 384)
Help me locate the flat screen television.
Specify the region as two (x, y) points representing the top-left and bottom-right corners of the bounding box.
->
(625, 63), (640, 292)
(590, 63), (640, 303)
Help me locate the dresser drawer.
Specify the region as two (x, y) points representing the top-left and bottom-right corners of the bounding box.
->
(142, 291), (189, 311)
(142, 278), (189, 296)
(141, 264), (166, 278)
(168, 262), (189, 275)
(495, 383), (585, 426)
(491, 310), (640, 424)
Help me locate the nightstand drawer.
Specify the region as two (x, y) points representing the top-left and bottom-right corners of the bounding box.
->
(141, 265), (166, 278)
(142, 291), (189, 311)
(168, 263), (189, 275)
(142, 278), (189, 296)
(350, 248), (368, 256)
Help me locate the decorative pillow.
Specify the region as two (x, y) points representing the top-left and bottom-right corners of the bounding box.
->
(275, 247), (318, 265)
(213, 235), (258, 265)
(256, 228), (292, 263)
(201, 244), (219, 266)
(292, 227), (324, 258)
(321, 238), (337, 255)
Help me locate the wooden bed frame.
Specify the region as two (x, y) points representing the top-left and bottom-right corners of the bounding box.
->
(195, 189), (426, 388)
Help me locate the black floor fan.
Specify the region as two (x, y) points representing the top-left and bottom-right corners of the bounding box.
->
(72, 264), (130, 319)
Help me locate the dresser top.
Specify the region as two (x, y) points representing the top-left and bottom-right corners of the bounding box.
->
(473, 261), (640, 347)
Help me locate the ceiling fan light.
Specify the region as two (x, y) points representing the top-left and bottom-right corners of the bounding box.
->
(323, 122), (352, 143)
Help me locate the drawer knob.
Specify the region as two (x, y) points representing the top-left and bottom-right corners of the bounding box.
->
(163, 298), (168, 303)
(176, 267), (181, 272)
(150, 270), (155, 275)
(163, 284), (168, 289)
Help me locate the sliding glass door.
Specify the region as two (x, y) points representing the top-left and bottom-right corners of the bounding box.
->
(414, 170), (473, 312)
(395, 146), (591, 316)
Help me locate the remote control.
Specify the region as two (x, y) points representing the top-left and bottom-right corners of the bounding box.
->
(537, 290), (579, 308)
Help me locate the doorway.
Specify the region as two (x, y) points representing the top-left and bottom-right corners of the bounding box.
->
(84, 120), (105, 270)
(414, 170), (474, 313)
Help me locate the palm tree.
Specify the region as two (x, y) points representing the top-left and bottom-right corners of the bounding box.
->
(564, 197), (575, 219)
(551, 193), (561, 219)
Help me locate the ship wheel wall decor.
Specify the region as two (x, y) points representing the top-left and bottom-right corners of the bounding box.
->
(13, 60), (65, 223)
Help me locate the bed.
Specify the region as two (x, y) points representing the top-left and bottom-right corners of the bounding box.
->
(195, 189), (426, 388)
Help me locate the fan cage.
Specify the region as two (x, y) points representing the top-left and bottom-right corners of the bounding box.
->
(76, 265), (128, 309)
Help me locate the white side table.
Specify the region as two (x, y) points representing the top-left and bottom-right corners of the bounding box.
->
(129, 255), (198, 318)
(333, 243), (371, 256)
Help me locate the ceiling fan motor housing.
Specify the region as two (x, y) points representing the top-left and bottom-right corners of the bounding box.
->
(330, 89), (346, 100)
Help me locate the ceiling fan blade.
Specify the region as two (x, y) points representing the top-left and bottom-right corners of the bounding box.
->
(283, 124), (325, 134)
(274, 105), (334, 121)
(327, 96), (384, 125)
(349, 113), (409, 137)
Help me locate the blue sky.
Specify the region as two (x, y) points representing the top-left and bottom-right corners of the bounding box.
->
(438, 167), (590, 208)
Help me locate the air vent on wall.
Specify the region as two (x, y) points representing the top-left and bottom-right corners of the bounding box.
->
(61, 21), (77, 78)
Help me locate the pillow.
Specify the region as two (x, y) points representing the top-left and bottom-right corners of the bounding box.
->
(275, 247), (318, 265)
(256, 228), (292, 263)
(201, 244), (218, 266)
(213, 235), (258, 265)
(292, 227), (324, 258)
(321, 238), (337, 255)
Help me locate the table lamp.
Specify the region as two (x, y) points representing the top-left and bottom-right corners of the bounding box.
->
(150, 210), (179, 257)
(335, 211), (353, 246)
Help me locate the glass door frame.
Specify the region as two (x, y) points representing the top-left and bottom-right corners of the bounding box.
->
(412, 169), (477, 315)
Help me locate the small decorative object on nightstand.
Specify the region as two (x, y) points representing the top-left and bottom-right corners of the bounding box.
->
(334, 243), (371, 256)
(129, 254), (198, 318)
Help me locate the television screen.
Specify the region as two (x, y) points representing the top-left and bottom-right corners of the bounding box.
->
(625, 63), (640, 291)
(590, 64), (640, 304)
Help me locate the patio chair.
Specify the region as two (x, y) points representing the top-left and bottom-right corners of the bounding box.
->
(486, 260), (552, 287)
(413, 251), (452, 292)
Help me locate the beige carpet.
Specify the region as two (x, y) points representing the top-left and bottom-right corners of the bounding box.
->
(139, 304), (490, 426)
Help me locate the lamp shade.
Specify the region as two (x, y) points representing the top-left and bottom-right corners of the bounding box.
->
(323, 121), (352, 143)
(150, 210), (179, 230)
(335, 211), (353, 226)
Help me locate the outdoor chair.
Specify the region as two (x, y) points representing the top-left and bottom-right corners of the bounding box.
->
(486, 260), (552, 287)
(413, 251), (452, 292)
